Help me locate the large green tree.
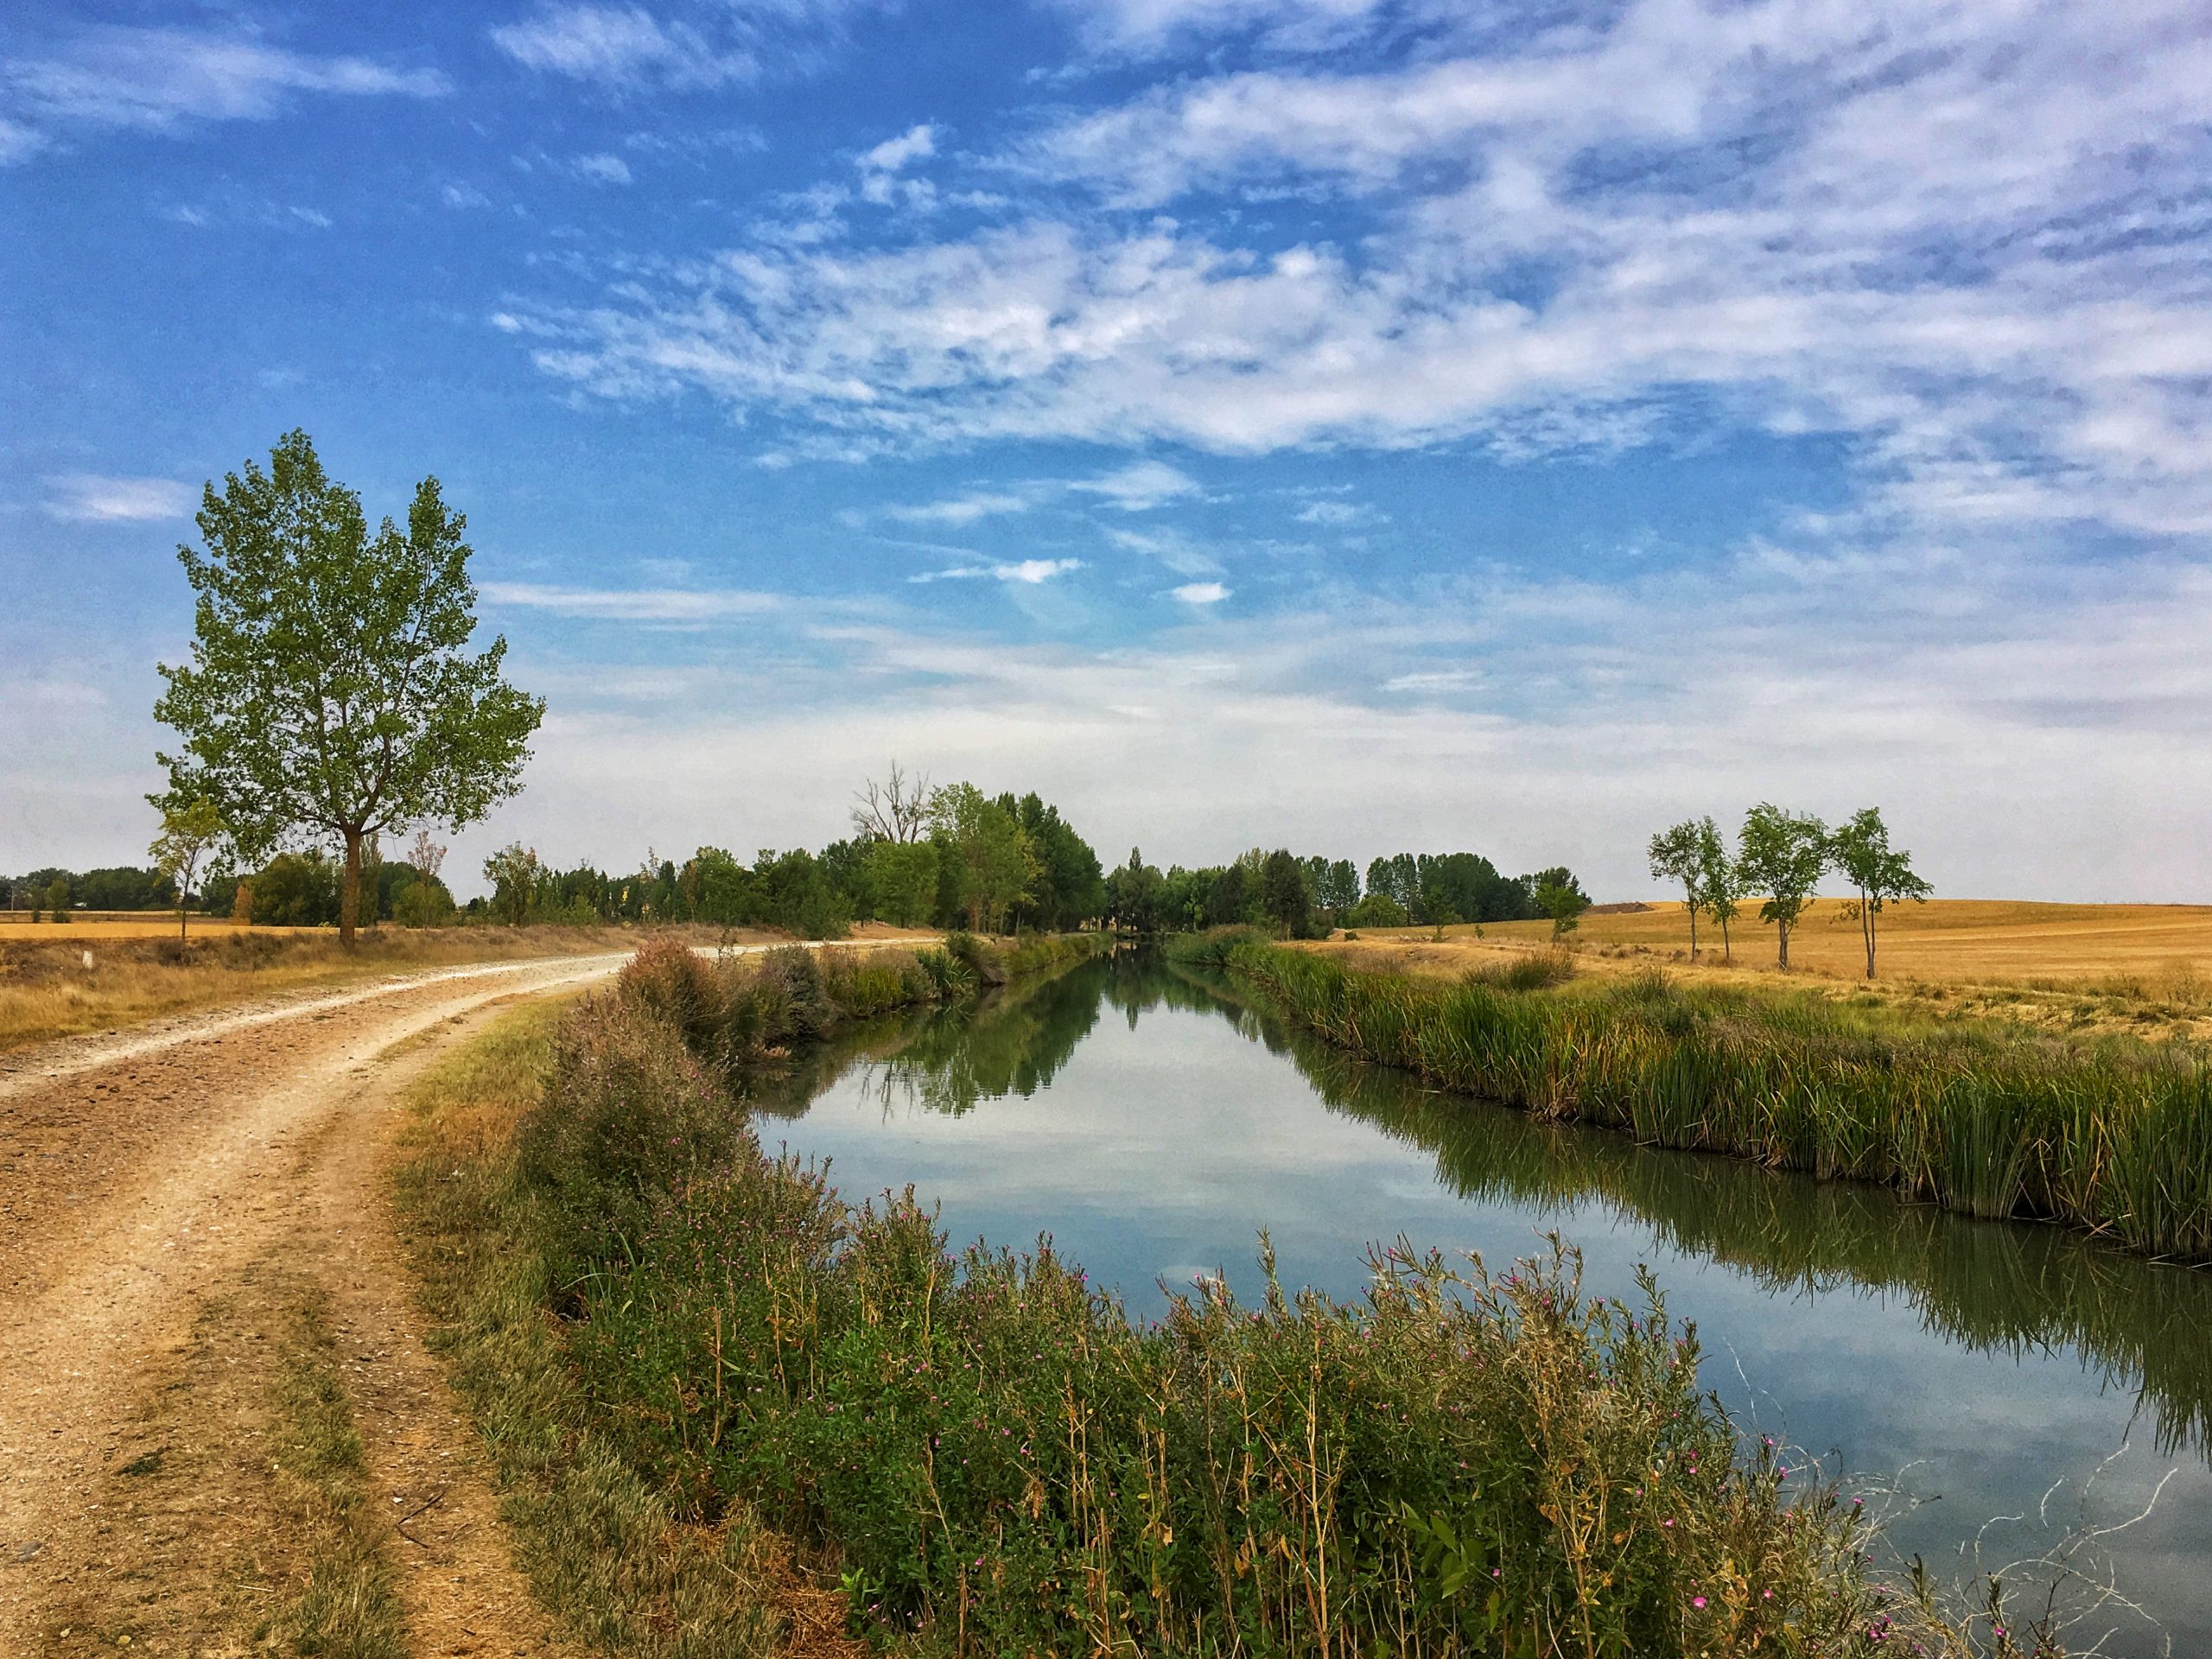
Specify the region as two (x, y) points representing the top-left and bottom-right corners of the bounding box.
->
(1737, 804), (1828, 969)
(930, 783), (1035, 933)
(1828, 807), (1933, 978)
(153, 431), (543, 945)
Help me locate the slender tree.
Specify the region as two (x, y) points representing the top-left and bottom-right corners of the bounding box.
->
(148, 798), (226, 941)
(153, 431), (543, 946)
(1828, 807), (1933, 978)
(1737, 803), (1828, 969)
(1693, 816), (1741, 961)
(1646, 819), (1706, 957)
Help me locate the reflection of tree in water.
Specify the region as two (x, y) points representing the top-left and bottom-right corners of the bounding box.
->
(1173, 964), (2212, 1460)
(772, 956), (1112, 1119)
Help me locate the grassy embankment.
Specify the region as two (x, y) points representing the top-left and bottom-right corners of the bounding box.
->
(397, 933), (2025, 1658)
(1334, 899), (2212, 1041)
(0, 921), (930, 1053)
(1185, 932), (2212, 1262)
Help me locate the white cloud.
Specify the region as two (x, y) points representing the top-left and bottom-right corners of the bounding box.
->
(1296, 499), (1385, 526)
(879, 490), (1036, 526)
(1071, 459), (1200, 512)
(478, 581), (782, 621)
(861, 123), (937, 173)
(913, 558), (1083, 584)
(441, 182), (492, 210)
(2, 25), (447, 159)
(574, 150), (633, 185)
(508, 0), (2212, 549)
(490, 3), (755, 89)
(1172, 581), (1231, 604)
(44, 474), (196, 522)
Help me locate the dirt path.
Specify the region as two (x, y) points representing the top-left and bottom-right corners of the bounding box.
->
(0, 953), (634, 1656)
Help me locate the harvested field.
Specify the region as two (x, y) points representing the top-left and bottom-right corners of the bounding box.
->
(1320, 899), (2212, 1040)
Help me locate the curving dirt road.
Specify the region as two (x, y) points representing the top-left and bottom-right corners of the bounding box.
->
(0, 952), (639, 1656)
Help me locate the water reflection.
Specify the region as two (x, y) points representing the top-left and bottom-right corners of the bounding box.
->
(761, 949), (2211, 1649)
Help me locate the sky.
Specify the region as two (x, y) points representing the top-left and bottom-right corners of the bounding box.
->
(3, 0), (2209, 900)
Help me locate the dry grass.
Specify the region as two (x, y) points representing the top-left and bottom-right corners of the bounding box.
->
(0, 913), (322, 941)
(1321, 899), (2212, 1040)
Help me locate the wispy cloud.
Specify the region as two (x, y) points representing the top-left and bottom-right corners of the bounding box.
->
(877, 489), (1037, 526)
(490, 3), (755, 89)
(1295, 499), (1385, 526)
(507, 0), (2212, 555)
(2, 25), (447, 160)
(44, 474), (196, 522)
(1171, 581), (1230, 604)
(573, 150), (633, 184)
(1071, 459), (1200, 512)
(912, 558), (1083, 584)
(479, 581), (782, 621)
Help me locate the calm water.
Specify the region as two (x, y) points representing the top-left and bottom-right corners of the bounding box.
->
(761, 951), (2212, 1652)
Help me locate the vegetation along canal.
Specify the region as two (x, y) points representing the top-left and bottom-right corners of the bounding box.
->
(757, 949), (2212, 1653)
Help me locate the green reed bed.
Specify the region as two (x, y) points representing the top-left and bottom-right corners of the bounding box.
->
(503, 947), (2031, 1657)
(1222, 944), (2212, 1262)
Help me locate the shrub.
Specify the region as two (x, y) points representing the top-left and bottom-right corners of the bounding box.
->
(1465, 949), (1578, 992)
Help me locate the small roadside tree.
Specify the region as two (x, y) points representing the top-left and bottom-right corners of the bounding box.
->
(1828, 807), (1932, 978)
(149, 798), (227, 941)
(152, 430), (543, 947)
(1693, 816), (1741, 961)
(1738, 803), (1827, 969)
(1646, 819), (1706, 958)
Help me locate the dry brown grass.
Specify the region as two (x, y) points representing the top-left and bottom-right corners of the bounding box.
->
(1320, 899), (2212, 1040)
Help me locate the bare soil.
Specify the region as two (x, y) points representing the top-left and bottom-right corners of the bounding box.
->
(0, 954), (628, 1656)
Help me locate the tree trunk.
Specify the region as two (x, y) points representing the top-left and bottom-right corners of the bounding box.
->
(1863, 891), (1877, 979)
(1685, 882), (1699, 959)
(1721, 918), (1731, 961)
(1777, 917), (1790, 969)
(340, 826), (363, 948)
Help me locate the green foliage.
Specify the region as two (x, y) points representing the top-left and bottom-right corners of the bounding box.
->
(255, 850), (341, 927)
(149, 798), (226, 938)
(1829, 808), (1934, 979)
(931, 783), (1037, 933)
(1648, 818), (1706, 956)
(1258, 847), (1312, 937)
(864, 838), (941, 928)
(1535, 878), (1591, 939)
(152, 429), (543, 942)
(393, 874), (457, 927)
(515, 981), (1935, 1659)
(1343, 892), (1409, 929)
(1467, 949), (1579, 992)
(483, 842), (546, 925)
(1228, 943), (2212, 1262)
(1738, 804), (1830, 968)
(1694, 817), (1742, 960)
(1105, 847), (1167, 933)
(44, 876), (72, 920)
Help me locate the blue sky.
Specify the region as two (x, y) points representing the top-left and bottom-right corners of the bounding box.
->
(4, 0), (2209, 899)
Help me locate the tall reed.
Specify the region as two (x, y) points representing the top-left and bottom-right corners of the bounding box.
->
(1224, 944), (2212, 1262)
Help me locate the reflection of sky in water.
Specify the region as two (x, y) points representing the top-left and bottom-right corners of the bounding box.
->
(774, 976), (2212, 1652)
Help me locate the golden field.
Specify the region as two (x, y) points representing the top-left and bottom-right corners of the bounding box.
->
(1318, 899), (2212, 1039)
(0, 913), (319, 941)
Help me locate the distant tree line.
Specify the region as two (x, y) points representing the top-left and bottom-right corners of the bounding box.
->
(1100, 847), (1588, 939)
(4, 867), (180, 915)
(1649, 804), (1930, 976)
